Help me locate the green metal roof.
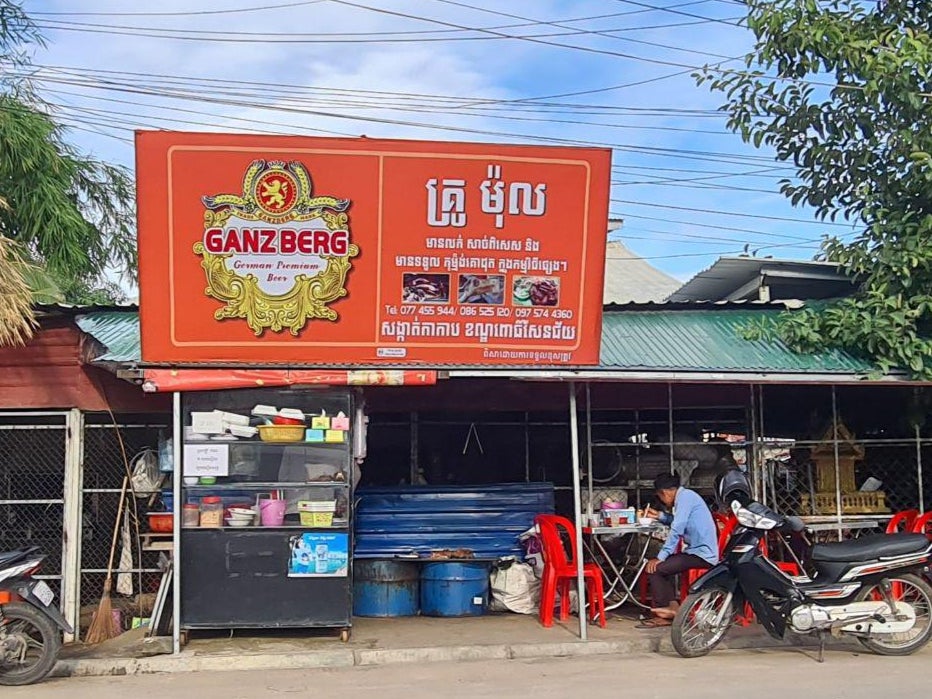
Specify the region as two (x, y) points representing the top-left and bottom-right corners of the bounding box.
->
(75, 312), (141, 363)
(600, 309), (873, 373)
(73, 308), (876, 375)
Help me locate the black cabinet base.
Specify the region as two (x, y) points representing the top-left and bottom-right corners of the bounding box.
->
(181, 529), (352, 629)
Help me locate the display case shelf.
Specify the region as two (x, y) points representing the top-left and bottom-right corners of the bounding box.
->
(184, 440), (348, 447)
(183, 481), (349, 490)
(184, 523), (349, 531)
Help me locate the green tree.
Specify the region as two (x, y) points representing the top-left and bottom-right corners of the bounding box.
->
(698, 0), (932, 378)
(0, 0), (135, 346)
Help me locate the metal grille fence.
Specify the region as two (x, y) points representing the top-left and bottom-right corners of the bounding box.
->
(0, 413), (67, 599)
(79, 417), (168, 635)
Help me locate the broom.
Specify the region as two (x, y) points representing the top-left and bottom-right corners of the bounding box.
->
(85, 476), (129, 644)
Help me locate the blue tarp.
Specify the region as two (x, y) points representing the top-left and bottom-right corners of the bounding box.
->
(354, 483), (555, 558)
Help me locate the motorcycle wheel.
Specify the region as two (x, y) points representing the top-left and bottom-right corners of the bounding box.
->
(855, 573), (932, 656)
(0, 602), (61, 686)
(671, 586), (734, 658)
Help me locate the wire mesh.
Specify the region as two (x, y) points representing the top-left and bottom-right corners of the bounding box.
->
(79, 418), (168, 634)
(0, 416), (67, 599)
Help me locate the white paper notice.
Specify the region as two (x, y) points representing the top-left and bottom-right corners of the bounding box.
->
(183, 443), (230, 477)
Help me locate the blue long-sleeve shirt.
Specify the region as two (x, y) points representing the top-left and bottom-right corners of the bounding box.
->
(656, 487), (719, 565)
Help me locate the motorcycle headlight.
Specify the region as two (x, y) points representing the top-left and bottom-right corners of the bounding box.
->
(733, 502), (779, 530)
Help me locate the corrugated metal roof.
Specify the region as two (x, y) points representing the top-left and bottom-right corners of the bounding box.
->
(600, 309), (873, 373)
(73, 308), (875, 375)
(602, 241), (681, 304)
(667, 256), (852, 302)
(75, 312), (140, 363)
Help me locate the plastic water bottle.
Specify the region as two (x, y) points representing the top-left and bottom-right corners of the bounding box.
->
(315, 544), (329, 574)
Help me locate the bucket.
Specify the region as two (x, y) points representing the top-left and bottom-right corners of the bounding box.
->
(420, 561), (490, 617)
(353, 560), (420, 617)
(259, 499), (287, 526)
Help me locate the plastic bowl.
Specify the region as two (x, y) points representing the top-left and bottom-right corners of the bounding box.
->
(199, 476), (217, 485)
(183, 476), (199, 486)
(229, 507), (257, 517)
(638, 517), (655, 527)
(272, 416), (305, 426)
(257, 424), (305, 442)
(148, 512), (173, 533)
(225, 518), (251, 528)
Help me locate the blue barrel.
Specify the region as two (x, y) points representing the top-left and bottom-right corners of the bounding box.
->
(353, 560), (419, 617)
(420, 562), (490, 617)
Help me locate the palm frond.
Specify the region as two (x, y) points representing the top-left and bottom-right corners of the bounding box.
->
(0, 234), (37, 346)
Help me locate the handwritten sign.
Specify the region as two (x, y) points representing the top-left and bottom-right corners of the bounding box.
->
(182, 444), (230, 477)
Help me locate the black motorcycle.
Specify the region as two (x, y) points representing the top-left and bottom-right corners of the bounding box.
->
(672, 473), (932, 659)
(0, 547), (73, 685)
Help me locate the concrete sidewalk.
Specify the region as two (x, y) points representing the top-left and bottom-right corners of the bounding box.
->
(54, 613), (825, 678)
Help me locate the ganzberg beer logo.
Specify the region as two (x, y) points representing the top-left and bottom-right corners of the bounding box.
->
(194, 160), (358, 336)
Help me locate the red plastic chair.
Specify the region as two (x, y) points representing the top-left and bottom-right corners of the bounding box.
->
(887, 509), (920, 534)
(912, 512), (932, 539)
(534, 514), (606, 628)
(679, 513), (737, 600)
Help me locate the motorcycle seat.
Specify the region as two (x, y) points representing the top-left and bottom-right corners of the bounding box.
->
(811, 533), (929, 563)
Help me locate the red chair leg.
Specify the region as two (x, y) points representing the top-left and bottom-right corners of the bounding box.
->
(558, 578), (571, 621)
(589, 575), (606, 628)
(539, 567), (557, 627)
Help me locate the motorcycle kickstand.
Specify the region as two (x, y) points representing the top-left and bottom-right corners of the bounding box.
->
(817, 631), (825, 664)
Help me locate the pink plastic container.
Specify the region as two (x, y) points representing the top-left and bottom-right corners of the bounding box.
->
(259, 499), (287, 526)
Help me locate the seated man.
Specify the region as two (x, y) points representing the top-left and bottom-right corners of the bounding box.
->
(639, 473), (718, 628)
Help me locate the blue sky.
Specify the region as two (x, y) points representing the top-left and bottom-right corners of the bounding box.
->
(20, 0), (860, 284)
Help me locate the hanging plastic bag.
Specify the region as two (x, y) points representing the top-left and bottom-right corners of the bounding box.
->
(490, 561), (540, 614)
(131, 449), (161, 496)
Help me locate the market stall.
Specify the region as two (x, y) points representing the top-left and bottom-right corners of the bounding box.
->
(175, 387), (358, 638)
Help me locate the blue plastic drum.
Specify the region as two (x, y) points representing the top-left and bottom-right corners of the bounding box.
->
(353, 560), (420, 617)
(420, 561), (490, 617)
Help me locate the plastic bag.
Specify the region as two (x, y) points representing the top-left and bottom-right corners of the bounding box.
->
(131, 449), (161, 496)
(519, 525), (545, 577)
(490, 561), (540, 614)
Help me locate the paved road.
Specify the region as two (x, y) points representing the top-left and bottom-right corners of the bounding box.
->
(13, 647), (930, 698)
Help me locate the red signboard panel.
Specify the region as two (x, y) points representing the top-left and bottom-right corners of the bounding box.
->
(136, 132), (610, 365)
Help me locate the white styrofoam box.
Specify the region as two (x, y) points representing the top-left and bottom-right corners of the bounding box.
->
(218, 411), (250, 426)
(229, 424), (258, 438)
(251, 404), (279, 418)
(191, 411), (224, 434)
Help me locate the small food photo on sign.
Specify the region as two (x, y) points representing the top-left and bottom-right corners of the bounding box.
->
(401, 273), (450, 303)
(457, 274), (505, 305)
(512, 276), (560, 307)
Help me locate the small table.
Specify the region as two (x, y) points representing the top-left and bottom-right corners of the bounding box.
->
(800, 516), (883, 542)
(583, 524), (664, 613)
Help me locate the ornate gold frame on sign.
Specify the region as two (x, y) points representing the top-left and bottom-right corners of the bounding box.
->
(194, 160), (359, 337)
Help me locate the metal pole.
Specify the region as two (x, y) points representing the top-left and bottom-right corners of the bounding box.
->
(667, 382), (674, 475)
(750, 385), (761, 504)
(172, 392), (182, 655)
(832, 386), (843, 537)
(586, 383), (594, 518)
(569, 382), (587, 641)
(917, 424), (924, 514)
(635, 409), (642, 510)
(62, 409), (85, 643)
(525, 411), (530, 483)
(410, 412), (419, 484)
